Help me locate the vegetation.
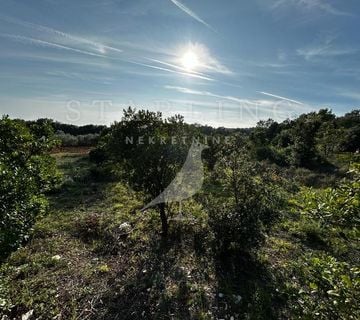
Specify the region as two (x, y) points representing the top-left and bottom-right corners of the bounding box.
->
(0, 117), (60, 260)
(26, 119), (106, 136)
(91, 108), (197, 236)
(0, 109), (359, 319)
(207, 140), (285, 252)
(25, 119), (105, 147)
(250, 109), (359, 168)
(55, 132), (100, 147)
(280, 165), (360, 319)
(294, 163), (360, 231)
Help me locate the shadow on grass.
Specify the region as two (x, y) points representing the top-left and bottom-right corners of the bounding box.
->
(97, 238), (196, 320)
(212, 249), (287, 320)
(96, 232), (287, 319)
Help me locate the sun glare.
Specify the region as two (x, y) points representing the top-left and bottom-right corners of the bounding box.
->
(181, 50), (199, 71)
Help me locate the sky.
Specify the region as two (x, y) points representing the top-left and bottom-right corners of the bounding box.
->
(0, 0), (359, 127)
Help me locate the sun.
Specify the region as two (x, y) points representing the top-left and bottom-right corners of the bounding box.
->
(181, 50), (199, 71)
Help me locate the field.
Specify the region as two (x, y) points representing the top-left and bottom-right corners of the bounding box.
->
(1, 148), (358, 320)
(1, 110), (359, 320)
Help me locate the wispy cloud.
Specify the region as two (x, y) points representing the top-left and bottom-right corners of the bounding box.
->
(45, 70), (115, 85)
(0, 51), (113, 69)
(259, 91), (304, 105)
(337, 91), (360, 101)
(0, 34), (108, 58)
(169, 0), (216, 32)
(272, 0), (350, 16)
(0, 14), (124, 54)
(166, 86), (312, 113)
(176, 42), (232, 75)
(1, 33), (217, 82)
(297, 34), (358, 60)
(146, 57), (211, 78)
(1, 14), (233, 85)
(131, 62), (214, 81)
(297, 46), (357, 60)
(141, 43), (232, 78)
(165, 85), (247, 104)
(1, 15), (228, 82)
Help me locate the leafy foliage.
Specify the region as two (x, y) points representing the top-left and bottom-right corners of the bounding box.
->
(0, 116), (60, 260)
(92, 108), (198, 235)
(26, 118), (106, 135)
(1, 109), (359, 319)
(288, 253), (360, 319)
(250, 109), (360, 168)
(294, 164), (360, 230)
(208, 139), (285, 252)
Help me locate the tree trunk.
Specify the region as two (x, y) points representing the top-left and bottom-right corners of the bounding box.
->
(159, 203), (168, 237)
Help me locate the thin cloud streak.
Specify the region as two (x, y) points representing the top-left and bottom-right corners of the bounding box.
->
(1, 51), (113, 69)
(337, 91), (360, 101)
(0, 34), (108, 58)
(0, 15), (123, 54)
(1, 34), (214, 81)
(271, 0), (350, 16)
(131, 62), (214, 81)
(259, 91), (304, 105)
(0, 16), (227, 82)
(297, 46), (358, 60)
(169, 0), (216, 32)
(165, 85), (248, 104)
(146, 57), (210, 77)
(296, 33), (358, 60)
(166, 86), (312, 112)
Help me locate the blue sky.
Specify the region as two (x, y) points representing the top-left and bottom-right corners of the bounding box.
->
(0, 0), (359, 127)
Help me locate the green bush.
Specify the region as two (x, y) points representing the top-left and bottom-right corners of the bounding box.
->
(289, 253), (360, 319)
(0, 116), (60, 260)
(208, 147), (284, 252)
(294, 163), (360, 230)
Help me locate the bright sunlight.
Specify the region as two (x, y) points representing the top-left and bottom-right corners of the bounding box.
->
(181, 50), (199, 71)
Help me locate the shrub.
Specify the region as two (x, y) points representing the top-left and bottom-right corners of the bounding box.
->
(289, 253), (360, 319)
(294, 163), (360, 230)
(208, 147), (284, 252)
(0, 116), (59, 260)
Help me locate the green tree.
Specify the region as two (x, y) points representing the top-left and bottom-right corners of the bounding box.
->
(288, 110), (334, 167)
(96, 108), (195, 236)
(0, 116), (59, 259)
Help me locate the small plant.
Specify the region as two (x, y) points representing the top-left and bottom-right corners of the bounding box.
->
(294, 163), (360, 231)
(288, 253), (360, 319)
(73, 213), (103, 241)
(97, 264), (111, 273)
